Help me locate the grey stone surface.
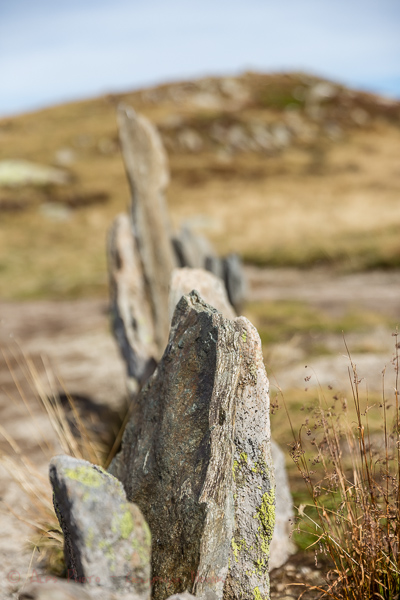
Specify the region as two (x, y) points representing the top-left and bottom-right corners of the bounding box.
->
(205, 255), (224, 281)
(168, 268), (236, 322)
(172, 226), (215, 270)
(49, 456), (151, 595)
(110, 291), (274, 600)
(223, 254), (246, 314)
(117, 105), (177, 354)
(269, 441), (295, 571)
(107, 213), (157, 390)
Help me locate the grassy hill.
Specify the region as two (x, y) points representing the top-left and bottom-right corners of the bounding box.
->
(1, 71), (400, 300)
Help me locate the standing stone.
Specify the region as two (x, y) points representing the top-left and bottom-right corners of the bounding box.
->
(223, 254), (246, 314)
(172, 226), (215, 270)
(49, 456), (151, 596)
(168, 268), (236, 321)
(205, 255), (225, 282)
(269, 441), (295, 571)
(117, 105), (177, 353)
(107, 213), (157, 390)
(110, 291), (274, 600)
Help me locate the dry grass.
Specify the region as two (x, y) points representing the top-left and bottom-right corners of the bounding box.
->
(285, 333), (400, 599)
(0, 350), (118, 575)
(0, 73), (400, 300)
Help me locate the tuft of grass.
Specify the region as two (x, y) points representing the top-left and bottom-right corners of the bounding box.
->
(287, 332), (400, 599)
(0, 349), (121, 575)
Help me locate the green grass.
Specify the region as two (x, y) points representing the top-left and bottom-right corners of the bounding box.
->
(245, 300), (395, 347)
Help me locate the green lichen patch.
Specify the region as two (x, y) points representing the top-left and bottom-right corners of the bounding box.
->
(231, 537), (246, 562)
(254, 488), (275, 558)
(253, 586), (265, 600)
(64, 465), (103, 488)
(232, 451), (248, 482)
(242, 331), (247, 343)
(120, 509), (134, 539)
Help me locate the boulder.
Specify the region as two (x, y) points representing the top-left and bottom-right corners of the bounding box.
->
(107, 213), (157, 390)
(269, 441), (295, 571)
(110, 291), (274, 600)
(117, 105), (177, 353)
(168, 268), (235, 321)
(49, 456), (151, 596)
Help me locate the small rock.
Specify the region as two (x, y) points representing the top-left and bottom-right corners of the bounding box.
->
(54, 148), (77, 167)
(49, 456), (151, 595)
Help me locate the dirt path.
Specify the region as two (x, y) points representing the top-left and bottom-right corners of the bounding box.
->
(0, 267), (398, 598)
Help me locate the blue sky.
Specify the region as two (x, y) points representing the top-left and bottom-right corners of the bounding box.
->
(1, 0), (399, 118)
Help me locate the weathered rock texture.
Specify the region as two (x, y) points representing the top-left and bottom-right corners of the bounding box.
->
(110, 291), (274, 600)
(269, 441), (295, 571)
(172, 226), (216, 270)
(168, 268), (236, 321)
(108, 213), (157, 389)
(118, 105), (177, 352)
(49, 456), (151, 595)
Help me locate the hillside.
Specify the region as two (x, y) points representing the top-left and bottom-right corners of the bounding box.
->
(0, 71), (399, 300)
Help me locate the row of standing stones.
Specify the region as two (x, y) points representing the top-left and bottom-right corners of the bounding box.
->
(20, 107), (294, 600)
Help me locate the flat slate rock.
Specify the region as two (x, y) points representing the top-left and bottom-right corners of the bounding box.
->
(49, 456), (151, 595)
(110, 291), (274, 600)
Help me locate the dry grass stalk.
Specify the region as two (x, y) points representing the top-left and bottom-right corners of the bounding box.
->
(289, 331), (400, 599)
(0, 348), (116, 574)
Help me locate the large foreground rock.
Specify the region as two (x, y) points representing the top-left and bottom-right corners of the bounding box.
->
(108, 213), (157, 390)
(49, 456), (151, 596)
(118, 105), (177, 353)
(110, 291), (274, 600)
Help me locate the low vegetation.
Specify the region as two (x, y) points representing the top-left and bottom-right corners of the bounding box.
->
(1, 72), (400, 300)
(279, 333), (400, 598)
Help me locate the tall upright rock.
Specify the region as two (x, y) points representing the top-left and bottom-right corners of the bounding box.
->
(117, 105), (177, 353)
(110, 291), (274, 600)
(108, 213), (157, 391)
